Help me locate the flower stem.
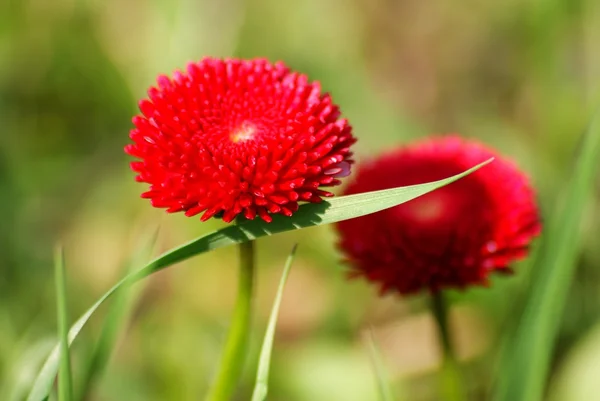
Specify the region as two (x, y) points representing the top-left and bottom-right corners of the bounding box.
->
(430, 290), (467, 401)
(205, 240), (255, 401)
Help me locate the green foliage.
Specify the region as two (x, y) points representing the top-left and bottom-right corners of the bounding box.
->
(77, 229), (159, 400)
(27, 161), (490, 401)
(54, 246), (73, 401)
(0, 338), (55, 401)
(493, 110), (600, 401)
(367, 329), (395, 401)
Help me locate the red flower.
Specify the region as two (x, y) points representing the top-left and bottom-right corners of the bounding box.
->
(125, 58), (355, 223)
(335, 136), (541, 294)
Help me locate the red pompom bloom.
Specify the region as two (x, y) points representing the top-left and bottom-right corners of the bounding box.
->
(336, 136), (541, 294)
(125, 58), (355, 223)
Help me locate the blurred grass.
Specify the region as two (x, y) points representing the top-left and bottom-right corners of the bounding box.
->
(1, 0), (599, 400)
(367, 329), (396, 401)
(251, 244), (297, 401)
(493, 109), (600, 401)
(27, 158), (489, 401)
(77, 228), (158, 400)
(54, 246), (73, 401)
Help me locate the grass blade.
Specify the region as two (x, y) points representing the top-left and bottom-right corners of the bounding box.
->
(492, 110), (600, 401)
(251, 244), (298, 401)
(54, 246), (73, 401)
(367, 329), (395, 401)
(27, 159), (492, 401)
(0, 337), (55, 401)
(77, 228), (159, 400)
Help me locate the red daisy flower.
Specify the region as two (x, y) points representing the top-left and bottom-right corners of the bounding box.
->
(125, 57), (356, 223)
(335, 136), (541, 294)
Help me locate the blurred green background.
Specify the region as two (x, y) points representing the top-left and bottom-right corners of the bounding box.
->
(1, 0), (599, 400)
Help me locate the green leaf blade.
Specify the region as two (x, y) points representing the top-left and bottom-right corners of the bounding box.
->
(27, 159), (492, 401)
(251, 244), (298, 401)
(54, 246), (73, 401)
(77, 229), (159, 400)
(367, 329), (395, 401)
(493, 110), (600, 401)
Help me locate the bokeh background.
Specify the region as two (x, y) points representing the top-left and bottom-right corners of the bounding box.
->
(1, 0), (600, 400)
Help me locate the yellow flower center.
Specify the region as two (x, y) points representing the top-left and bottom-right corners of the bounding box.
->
(230, 122), (256, 143)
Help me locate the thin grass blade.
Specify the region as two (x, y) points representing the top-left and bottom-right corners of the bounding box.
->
(492, 110), (600, 401)
(251, 244), (298, 401)
(27, 159), (492, 401)
(367, 328), (395, 401)
(54, 246), (73, 401)
(77, 228), (159, 400)
(0, 337), (55, 401)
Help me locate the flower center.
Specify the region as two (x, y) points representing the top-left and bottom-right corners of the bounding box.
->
(230, 122), (257, 143)
(408, 195), (445, 223)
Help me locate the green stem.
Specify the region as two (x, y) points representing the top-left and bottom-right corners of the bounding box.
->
(205, 240), (255, 401)
(431, 291), (467, 401)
